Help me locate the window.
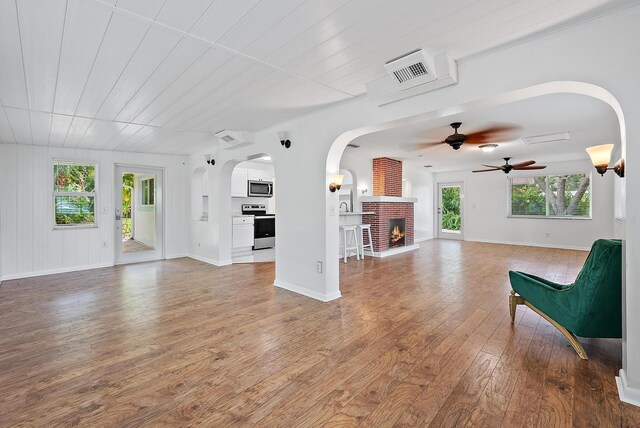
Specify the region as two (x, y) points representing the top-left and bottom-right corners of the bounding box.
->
(509, 173), (591, 218)
(53, 161), (97, 227)
(141, 177), (155, 206)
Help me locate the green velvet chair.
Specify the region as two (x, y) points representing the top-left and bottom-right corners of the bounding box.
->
(509, 239), (622, 359)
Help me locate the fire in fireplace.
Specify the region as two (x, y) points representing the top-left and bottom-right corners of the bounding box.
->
(389, 218), (406, 248)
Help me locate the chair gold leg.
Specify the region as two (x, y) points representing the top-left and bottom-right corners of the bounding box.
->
(523, 300), (588, 360)
(509, 290), (524, 324)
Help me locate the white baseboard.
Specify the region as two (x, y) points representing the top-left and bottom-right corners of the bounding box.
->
(188, 254), (232, 267)
(465, 238), (591, 252)
(166, 253), (189, 260)
(617, 369), (640, 407)
(274, 279), (341, 302)
(415, 236), (434, 243)
(1, 262), (114, 282)
(373, 244), (420, 258)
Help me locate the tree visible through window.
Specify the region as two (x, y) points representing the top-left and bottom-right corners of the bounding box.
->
(510, 173), (591, 218)
(54, 161), (97, 226)
(441, 186), (461, 231)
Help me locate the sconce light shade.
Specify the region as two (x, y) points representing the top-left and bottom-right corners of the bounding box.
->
(586, 144), (614, 175)
(614, 158), (625, 178)
(205, 154), (215, 166)
(278, 131), (291, 148)
(329, 175), (344, 192)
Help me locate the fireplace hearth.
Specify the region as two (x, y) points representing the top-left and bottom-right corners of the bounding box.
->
(389, 218), (406, 248)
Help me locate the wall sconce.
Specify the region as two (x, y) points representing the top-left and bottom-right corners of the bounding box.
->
(586, 144), (624, 177)
(360, 185), (368, 195)
(205, 154), (215, 166)
(329, 175), (344, 192)
(278, 131), (291, 149)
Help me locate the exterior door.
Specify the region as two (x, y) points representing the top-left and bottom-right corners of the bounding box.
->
(437, 182), (464, 240)
(115, 165), (164, 264)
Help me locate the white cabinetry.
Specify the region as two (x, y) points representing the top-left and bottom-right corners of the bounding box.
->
(232, 216), (254, 248)
(231, 168), (248, 197)
(247, 169), (272, 182)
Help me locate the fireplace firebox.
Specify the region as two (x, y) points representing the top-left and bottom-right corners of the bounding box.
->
(389, 218), (406, 248)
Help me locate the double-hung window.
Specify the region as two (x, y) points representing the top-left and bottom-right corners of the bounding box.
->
(509, 173), (591, 219)
(53, 161), (97, 227)
(141, 177), (155, 206)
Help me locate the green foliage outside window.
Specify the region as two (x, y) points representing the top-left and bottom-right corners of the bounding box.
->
(510, 174), (590, 218)
(441, 186), (461, 231)
(54, 161), (96, 226)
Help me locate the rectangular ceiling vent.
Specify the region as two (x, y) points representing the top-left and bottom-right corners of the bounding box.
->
(215, 129), (254, 150)
(384, 49), (436, 89)
(522, 132), (571, 145)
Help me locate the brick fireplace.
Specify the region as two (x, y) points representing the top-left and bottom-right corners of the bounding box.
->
(361, 157), (417, 255)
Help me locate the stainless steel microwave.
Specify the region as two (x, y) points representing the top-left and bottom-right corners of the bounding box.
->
(247, 180), (273, 197)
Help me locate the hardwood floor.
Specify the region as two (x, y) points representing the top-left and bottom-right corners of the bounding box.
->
(1, 240), (639, 427)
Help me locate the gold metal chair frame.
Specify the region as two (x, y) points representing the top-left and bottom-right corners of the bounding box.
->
(509, 290), (588, 360)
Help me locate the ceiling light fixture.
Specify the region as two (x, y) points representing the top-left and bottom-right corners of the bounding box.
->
(586, 144), (624, 177)
(204, 154), (215, 166)
(261, 156), (272, 161)
(479, 143), (498, 153)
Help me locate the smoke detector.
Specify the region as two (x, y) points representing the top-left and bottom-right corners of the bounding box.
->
(215, 130), (254, 150)
(384, 49), (436, 89)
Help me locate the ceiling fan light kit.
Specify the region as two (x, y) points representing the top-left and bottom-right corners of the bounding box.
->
(479, 143), (498, 152)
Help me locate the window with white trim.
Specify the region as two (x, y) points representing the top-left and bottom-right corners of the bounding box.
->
(141, 177), (155, 206)
(53, 161), (97, 227)
(509, 173), (591, 218)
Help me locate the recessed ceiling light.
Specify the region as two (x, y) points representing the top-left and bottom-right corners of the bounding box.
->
(479, 144), (498, 153)
(261, 156), (272, 161)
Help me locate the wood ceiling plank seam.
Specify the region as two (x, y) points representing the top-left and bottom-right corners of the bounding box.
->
(12, 0), (33, 144)
(89, 24), (154, 120)
(111, 124), (156, 152)
(67, 13), (115, 119)
(0, 106), (18, 145)
(448, 0), (610, 58)
(62, 116), (92, 148)
(98, 123), (141, 151)
(48, 114), (74, 147)
(146, 58), (265, 128)
(301, 0), (480, 84)
(107, 35), (186, 122)
(185, 0), (219, 33)
(90, 0), (354, 97)
(240, 0), (352, 59)
(0, 0), (29, 109)
(173, 69), (290, 131)
(48, 0), (70, 146)
(132, 128), (179, 153)
(114, 42), (211, 123)
(4, 107), (33, 145)
(213, 0), (265, 43)
(135, 54), (237, 126)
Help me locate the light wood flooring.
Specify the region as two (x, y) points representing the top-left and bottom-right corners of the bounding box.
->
(1, 240), (639, 427)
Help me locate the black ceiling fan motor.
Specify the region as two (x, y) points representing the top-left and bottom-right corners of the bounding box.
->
(444, 122), (466, 150)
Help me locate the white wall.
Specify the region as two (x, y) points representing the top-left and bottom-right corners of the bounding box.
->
(433, 160), (616, 250)
(0, 144), (189, 280)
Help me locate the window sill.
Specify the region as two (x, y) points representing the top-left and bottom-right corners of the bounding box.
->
(507, 215), (591, 220)
(53, 224), (99, 230)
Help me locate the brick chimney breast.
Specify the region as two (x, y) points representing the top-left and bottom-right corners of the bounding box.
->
(373, 157), (402, 197)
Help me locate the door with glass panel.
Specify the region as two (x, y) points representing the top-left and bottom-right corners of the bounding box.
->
(437, 182), (464, 240)
(115, 165), (164, 264)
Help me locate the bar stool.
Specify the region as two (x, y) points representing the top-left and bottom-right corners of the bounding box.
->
(340, 225), (360, 263)
(358, 224), (374, 259)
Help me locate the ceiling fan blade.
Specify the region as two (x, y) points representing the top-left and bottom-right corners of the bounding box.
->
(514, 165), (547, 170)
(464, 124), (523, 145)
(511, 160), (536, 168)
(400, 141), (442, 152)
(481, 164), (504, 169)
(472, 168), (501, 173)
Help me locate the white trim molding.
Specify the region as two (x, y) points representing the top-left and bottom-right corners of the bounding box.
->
(189, 254), (232, 267)
(465, 238), (591, 252)
(274, 279), (341, 302)
(617, 369), (640, 407)
(0, 262), (114, 282)
(373, 244), (420, 258)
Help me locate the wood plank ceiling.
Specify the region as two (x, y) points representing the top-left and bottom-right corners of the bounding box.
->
(0, 0), (629, 154)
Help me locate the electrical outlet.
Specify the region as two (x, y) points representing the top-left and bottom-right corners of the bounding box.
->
(316, 261), (323, 274)
(102, 241), (108, 248)
(329, 206), (337, 216)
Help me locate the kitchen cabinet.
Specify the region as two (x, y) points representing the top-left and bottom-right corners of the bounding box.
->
(232, 216), (254, 248)
(231, 168), (248, 197)
(247, 169), (272, 182)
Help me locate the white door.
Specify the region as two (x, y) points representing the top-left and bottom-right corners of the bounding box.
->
(437, 182), (464, 240)
(115, 165), (164, 264)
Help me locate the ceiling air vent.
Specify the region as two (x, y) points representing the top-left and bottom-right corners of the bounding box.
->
(215, 129), (254, 150)
(522, 132), (571, 145)
(384, 49), (436, 89)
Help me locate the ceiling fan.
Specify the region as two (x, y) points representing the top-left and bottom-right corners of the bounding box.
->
(473, 157), (547, 174)
(412, 122), (522, 151)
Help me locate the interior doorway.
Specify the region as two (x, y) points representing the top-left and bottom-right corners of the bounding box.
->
(437, 182), (464, 240)
(115, 165), (164, 264)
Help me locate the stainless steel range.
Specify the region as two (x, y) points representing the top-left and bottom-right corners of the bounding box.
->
(241, 204), (275, 250)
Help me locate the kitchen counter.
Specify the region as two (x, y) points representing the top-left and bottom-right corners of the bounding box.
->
(339, 211), (375, 216)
